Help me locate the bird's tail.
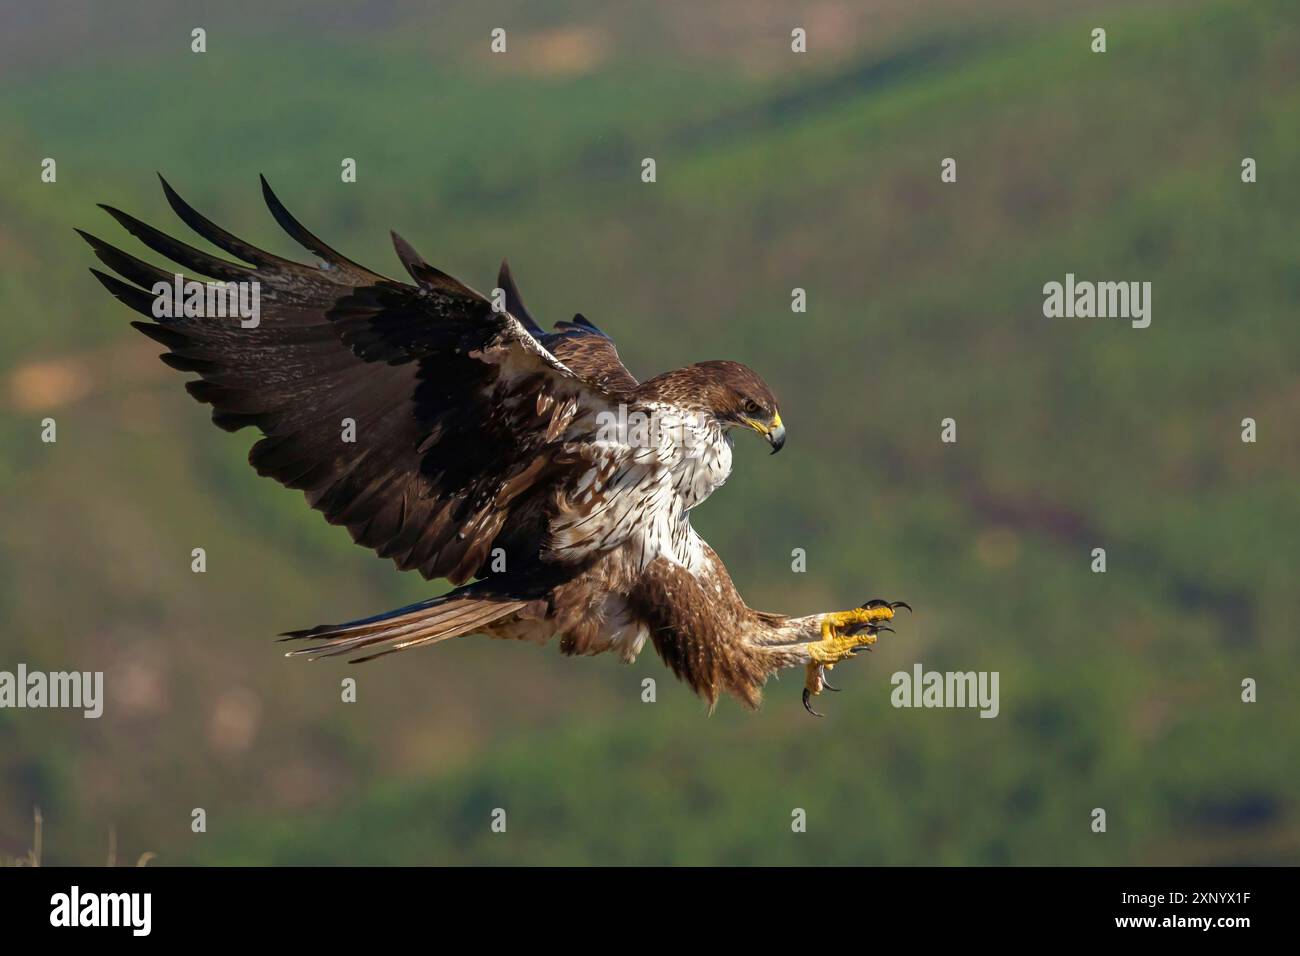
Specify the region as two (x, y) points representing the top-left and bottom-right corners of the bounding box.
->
(279, 590), (527, 663)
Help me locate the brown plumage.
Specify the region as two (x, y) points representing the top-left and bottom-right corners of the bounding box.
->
(81, 177), (908, 714)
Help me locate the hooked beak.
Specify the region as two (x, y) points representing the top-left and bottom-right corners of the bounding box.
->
(743, 411), (785, 454)
(766, 417), (786, 454)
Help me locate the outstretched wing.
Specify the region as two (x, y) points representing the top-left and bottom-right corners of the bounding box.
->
(80, 176), (635, 585)
(496, 260), (639, 393)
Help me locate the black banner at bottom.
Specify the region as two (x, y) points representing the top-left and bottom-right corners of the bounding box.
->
(0, 865), (1284, 941)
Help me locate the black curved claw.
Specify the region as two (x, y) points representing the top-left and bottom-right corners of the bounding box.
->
(861, 598), (912, 613)
(848, 621), (896, 637)
(822, 672), (840, 692)
(802, 688), (825, 717)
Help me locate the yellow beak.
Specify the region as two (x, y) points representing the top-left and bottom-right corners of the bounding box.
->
(744, 411), (785, 454)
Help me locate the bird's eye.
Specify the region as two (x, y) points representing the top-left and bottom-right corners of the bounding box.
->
(743, 399), (762, 415)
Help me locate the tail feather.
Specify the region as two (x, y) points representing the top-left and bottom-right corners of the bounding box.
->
(279, 595), (450, 642)
(282, 592), (526, 663)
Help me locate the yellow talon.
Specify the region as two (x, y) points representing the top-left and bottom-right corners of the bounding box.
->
(805, 662), (823, 691)
(803, 662), (827, 715)
(802, 600), (910, 716)
(808, 605), (893, 661)
(808, 631), (876, 664)
(822, 605), (896, 636)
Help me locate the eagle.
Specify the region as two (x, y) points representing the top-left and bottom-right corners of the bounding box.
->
(80, 177), (909, 715)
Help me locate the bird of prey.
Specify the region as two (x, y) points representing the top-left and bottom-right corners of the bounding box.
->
(80, 177), (909, 715)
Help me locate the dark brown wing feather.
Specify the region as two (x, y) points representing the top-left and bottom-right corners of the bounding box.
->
(496, 260), (639, 393)
(543, 318), (640, 393)
(82, 177), (628, 585)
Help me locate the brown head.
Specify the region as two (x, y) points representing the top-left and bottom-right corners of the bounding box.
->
(637, 359), (785, 453)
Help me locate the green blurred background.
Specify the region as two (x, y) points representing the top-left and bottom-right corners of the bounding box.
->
(1, 0), (1297, 865)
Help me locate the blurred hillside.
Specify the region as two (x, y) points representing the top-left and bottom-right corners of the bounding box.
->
(0, 0), (1297, 865)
